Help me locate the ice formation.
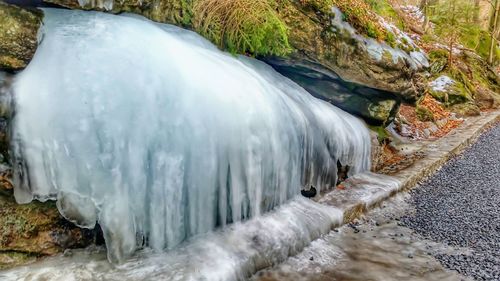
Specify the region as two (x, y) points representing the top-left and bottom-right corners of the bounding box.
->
(12, 9), (371, 262)
(0, 197), (344, 280)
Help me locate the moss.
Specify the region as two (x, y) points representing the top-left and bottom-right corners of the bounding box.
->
(460, 27), (500, 62)
(171, 0), (292, 56)
(429, 49), (449, 61)
(297, 0), (391, 41)
(366, 99), (397, 123)
(449, 102), (480, 117)
(462, 52), (500, 94)
(426, 43), (499, 112)
(428, 49), (448, 74)
(127, 0), (293, 56)
(368, 125), (390, 143)
(0, 196), (59, 248)
(429, 78), (471, 106)
(385, 31), (396, 48)
(0, 252), (37, 270)
(382, 49), (393, 62)
(415, 105), (434, 122)
(397, 42), (415, 54)
(148, 0), (193, 27)
(365, 0), (404, 30)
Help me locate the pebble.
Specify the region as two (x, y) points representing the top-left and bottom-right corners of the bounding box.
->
(401, 124), (500, 281)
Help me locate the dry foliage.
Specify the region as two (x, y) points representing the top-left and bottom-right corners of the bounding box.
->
(397, 95), (463, 140)
(418, 93), (450, 120)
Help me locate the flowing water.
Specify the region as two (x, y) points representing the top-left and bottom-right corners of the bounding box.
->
(9, 7), (371, 269)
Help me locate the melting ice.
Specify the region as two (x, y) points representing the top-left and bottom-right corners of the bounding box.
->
(11, 9), (371, 262)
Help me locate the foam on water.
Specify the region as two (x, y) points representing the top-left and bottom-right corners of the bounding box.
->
(11, 9), (371, 263)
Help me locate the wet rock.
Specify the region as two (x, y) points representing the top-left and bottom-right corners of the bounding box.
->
(369, 130), (384, 172)
(0, 194), (98, 260)
(474, 86), (500, 110)
(264, 57), (401, 125)
(0, 72), (13, 196)
(428, 75), (472, 106)
(0, 2), (43, 71)
(273, 3), (427, 99)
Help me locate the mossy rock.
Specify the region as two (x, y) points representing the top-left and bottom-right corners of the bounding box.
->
(449, 102), (480, 117)
(265, 57), (401, 126)
(428, 49), (448, 75)
(0, 251), (37, 270)
(428, 84), (471, 106)
(0, 187), (99, 269)
(475, 86), (500, 110)
(273, 0), (424, 98)
(0, 2), (43, 71)
(428, 75), (472, 106)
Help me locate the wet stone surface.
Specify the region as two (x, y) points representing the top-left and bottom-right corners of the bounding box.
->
(253, 195), (472, 281)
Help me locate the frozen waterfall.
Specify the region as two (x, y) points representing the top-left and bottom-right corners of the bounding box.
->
(11, 9), (371, 262)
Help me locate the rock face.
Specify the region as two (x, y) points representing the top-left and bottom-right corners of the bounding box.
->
(42, 0), (193, 25)
(266, 57), (400, 125)
(0, 2), (43, 71)
(273, 3), (428, 100)
(0, 194), (99, 268)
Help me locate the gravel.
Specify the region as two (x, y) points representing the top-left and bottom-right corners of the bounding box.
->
(401, 123), (500, 281)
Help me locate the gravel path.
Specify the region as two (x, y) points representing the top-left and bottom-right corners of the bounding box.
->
(401, 123), (500, 281)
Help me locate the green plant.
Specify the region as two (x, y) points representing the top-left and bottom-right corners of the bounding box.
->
(431, 0), (477, 66)
(369, 125), (391, 143)
(385, 31), (396, 48)
(193, 0), (291, 56)
(415, 105), (434, 122)
(365, 0), (405, 30)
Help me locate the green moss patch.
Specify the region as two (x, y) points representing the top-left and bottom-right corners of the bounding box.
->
(369, 125), (391, 143)
(193, 0), (290, 56)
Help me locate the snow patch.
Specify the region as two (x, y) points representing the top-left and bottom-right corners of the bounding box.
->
(430, 75), (455, 92)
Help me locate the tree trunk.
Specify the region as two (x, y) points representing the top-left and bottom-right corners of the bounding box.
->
(449, 40), (454, 67)
(474, 0), (480, 23)
(422, 0), (430, 32)
(488, 0), (500, 65)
